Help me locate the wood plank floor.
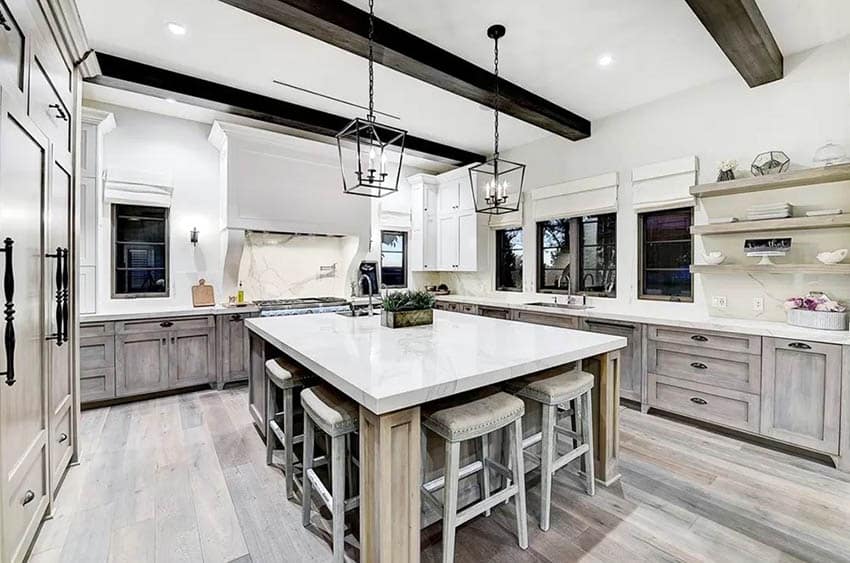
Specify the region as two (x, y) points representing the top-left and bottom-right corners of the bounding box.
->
(29, 387), (850, 562)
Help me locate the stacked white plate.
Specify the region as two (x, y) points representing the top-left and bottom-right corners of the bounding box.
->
(746, 202), (792, 220)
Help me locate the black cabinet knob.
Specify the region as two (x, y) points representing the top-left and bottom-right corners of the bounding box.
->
(690, 335), (708, 342)
(689, 397), (708, 406)
(690, 362), (708, 370)
(788, 342), (811, 350)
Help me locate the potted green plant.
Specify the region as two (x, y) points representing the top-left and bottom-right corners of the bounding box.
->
(381, 290), (436, 329)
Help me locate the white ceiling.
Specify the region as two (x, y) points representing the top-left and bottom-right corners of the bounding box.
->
(78, 0), (850, 157)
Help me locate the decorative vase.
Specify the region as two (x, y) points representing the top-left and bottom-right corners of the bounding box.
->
(786, 309), (849, 331)
(716, 169), (735, 182)
(381, 308), (434, 329)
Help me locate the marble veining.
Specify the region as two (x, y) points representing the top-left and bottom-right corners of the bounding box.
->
(245, 311), (626, 414)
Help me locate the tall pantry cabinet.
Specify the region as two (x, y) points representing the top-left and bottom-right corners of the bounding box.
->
(0, 0), (91, 560)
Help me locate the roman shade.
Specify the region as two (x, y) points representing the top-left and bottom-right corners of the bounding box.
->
(632, 156), (698, 212)
(103, 169), (174, 208)
(531, 172), (618, 221)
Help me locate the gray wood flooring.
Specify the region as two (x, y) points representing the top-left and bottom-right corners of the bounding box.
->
(29, 387), (850, 562)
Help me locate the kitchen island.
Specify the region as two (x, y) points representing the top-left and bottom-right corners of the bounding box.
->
(245, 310), (626, 562)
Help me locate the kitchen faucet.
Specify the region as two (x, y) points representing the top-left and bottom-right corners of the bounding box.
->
(557, 272), (572, 304)
(359, 273), (374, 316)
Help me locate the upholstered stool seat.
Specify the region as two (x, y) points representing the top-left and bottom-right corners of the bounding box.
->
(301, 385), (359, 563)
(422, 390), (528, 562)
(265, 356), (319, 499)
(507, 368), (594, 405)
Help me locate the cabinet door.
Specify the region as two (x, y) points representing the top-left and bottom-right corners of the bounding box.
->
(761, 338), (841, 454)
(458, 175), (475, 212)
(0, 92), (50, 563)
(438, 180), (459, 215)
(0, 0), (26, 97)
(220, 313), (251, 385)
(247, 332), (267, 435)
(584, 320), (643, 403)
(79, 176), (95, 266)
(457, 210), (477, 271)
(422, 212), (437, 270)
(437, 215), (458, 270)
(169, 328), (216, 388)
(115, 332), (169, 396)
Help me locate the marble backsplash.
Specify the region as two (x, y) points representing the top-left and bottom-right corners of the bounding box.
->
(238, 232), (360, 300)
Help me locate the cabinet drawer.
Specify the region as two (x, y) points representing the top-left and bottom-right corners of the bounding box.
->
(80, 335), (115, 370)
(28, 56), (71, 153)
(648, 325), (760, 354)
(5, 445), (48, 562)
(0, 0), (25, 94)
(512, 309), (578, 329)
(51, 406), (73, 488)
(80, 321), (114, 337)
(81, 368), (116, 403)
(648, 341), (760, 394)
(649, 374), (760, 433)
(458, 303), (477, 315)
(117, 315), (215, 334)
(478, 305), (511, 320)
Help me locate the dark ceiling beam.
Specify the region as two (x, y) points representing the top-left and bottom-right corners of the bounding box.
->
(218, 0), (591, 141)
(685, 0), (783, 87)
(86, 53), (485, 164)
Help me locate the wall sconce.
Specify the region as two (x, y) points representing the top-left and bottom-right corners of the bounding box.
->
(190, 227), (199, 247)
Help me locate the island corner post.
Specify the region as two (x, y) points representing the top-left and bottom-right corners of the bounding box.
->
(356, 349), (622, 562)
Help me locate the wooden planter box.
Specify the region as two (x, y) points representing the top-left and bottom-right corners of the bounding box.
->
(381, 308), (433, 329)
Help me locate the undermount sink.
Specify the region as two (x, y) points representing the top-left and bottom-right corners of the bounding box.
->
(525, 301), (594, 311)
(336, 310), (380, 318)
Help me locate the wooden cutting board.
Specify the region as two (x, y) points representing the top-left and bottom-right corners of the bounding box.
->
(192, 279), (215, 308)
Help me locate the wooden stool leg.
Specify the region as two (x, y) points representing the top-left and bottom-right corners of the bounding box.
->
(442, 441), (461, 563)
(511, 418), (528, 549)
(283, 387), (295, 499)
(480, 434), (491, 517)
(266, 378), (275, 466)
(301, 413), (315, 527)
(331, 435), (346, 563)
(345, 433), (355, 498)
(581, 391), (596, 496)
(539, 404), (556, 531)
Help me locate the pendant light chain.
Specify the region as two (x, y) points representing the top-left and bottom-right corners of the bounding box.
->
(493, 34), (500, 159)
(367, 0), (375, 122)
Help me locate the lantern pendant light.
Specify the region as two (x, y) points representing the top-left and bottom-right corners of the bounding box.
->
(336, 0), (407, 198)
(469, 24), (526, 215)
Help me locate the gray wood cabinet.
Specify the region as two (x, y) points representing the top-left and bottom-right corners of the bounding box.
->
(761, 338), (842, 454)
(511, 309), (578, 327)
(478, 305), (512, 320)
(170, 328), (216, 388)
(584, 319), (644, 406)
(116, 331), (170, 396)
(248, 331), (268, 435)
(217, 311), (256, 388)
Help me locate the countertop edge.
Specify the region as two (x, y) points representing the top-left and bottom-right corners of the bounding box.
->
(81, 306), (260, 323)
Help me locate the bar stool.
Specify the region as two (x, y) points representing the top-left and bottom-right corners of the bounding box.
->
(301, 385), (360, 563)
(422, 390), (528, 563)
(507, 368), (595, 531)
(265, 356), (318, 499)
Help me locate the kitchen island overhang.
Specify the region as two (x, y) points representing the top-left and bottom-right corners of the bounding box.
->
(245, 310), (626, 563)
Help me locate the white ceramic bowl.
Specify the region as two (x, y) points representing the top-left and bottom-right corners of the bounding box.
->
(817, 249), (848, 264)
(703, 252), (726, 265)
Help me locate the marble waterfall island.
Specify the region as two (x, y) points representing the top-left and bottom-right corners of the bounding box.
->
(245, 311), (626, 562)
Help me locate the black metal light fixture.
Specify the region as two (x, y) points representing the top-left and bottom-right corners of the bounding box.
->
(469, 25), (526, 215)
(336, 0), (407, 198)
(189, 227), (199, 246)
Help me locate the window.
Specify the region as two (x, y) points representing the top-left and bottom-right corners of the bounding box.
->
(380, 230), (407, 288)
(112, 204), (169, 297)
(495, 228), (523, 291)
(639, 207), (693, 301)
(536, 214), (616, 297)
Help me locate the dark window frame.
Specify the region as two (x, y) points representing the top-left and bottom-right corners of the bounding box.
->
(380, 230), (408, 289)
(536, 214), (617, 298)
(495, 227), (523, 292)
(111, 204), (170, 298)
(638, 207), (694, 302)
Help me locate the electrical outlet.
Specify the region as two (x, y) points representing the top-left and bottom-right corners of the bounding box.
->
(711, 296), (727, 309)
(753, 297), (764, 313)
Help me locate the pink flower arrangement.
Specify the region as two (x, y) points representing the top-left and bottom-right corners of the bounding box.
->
(784, 293), (846, 313)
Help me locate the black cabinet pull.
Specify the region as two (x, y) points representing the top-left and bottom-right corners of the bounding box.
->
(690, 335), (708, 342)
(690, 362), (708, 370)
(58, 432), (68, 443)
(0, 12), (11, 31)
(48, 104), (68, 121)
(160, 321), (174, 328)
(46, 248), (63, 346)
(788, 342), (811, 350)
(61, 248), (69, 343)
(21, 490), (35, 506)
(1, 238), (15, 386)
(690, 397), (708, 406)
(230, 314), (242, 321)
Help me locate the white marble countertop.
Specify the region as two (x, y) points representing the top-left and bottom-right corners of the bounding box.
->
(245, 311), (626, 414)
(81, 305), (259, 323)
(435, 295), (850, 346)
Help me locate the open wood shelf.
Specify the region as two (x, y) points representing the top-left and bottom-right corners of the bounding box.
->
(691, 214), (850, 235)
(689, 163), (850, 198)
(691, 264), (850, 275)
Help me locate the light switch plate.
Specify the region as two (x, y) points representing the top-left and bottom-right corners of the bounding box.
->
(753, 297), (764, 313)
(711, 296), (727, 309)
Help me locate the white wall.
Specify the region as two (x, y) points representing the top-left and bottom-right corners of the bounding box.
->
(86, 101), (223, 312)
(440, 35), (850, 321)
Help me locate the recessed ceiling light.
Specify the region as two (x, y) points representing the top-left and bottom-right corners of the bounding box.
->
(167, 22), (187, 36)
(597, 54), (613, 67)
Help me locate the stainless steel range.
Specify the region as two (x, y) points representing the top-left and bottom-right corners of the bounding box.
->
(255, 297), (351, 317)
